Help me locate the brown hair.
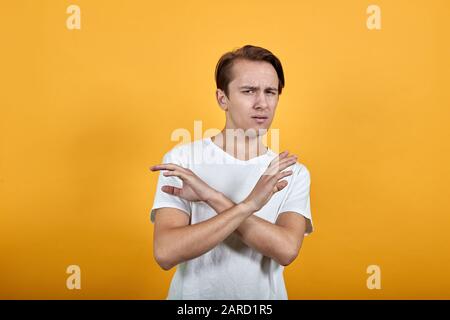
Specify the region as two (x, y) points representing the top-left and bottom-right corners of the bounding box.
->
(215, 44), (285, 98)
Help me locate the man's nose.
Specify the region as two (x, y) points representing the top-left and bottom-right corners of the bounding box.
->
(254, 91), (269, 109)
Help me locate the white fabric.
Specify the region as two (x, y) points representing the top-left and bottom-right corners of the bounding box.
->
(150, 137), (313, 299)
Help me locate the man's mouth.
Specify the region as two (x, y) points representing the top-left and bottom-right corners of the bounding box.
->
(251, 116), (268, 124)
(251, 116), (268, 119)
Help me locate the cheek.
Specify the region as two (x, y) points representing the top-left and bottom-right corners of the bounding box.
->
(269, 99), (278, 112)
(269, 95), (279, 104)
(230, 98), (253, 115)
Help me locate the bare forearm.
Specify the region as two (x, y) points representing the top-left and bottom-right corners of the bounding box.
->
(156, 202), (254, 269)
(206, 192), (295, 265)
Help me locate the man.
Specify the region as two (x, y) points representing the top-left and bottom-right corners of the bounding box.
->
(149, 45), (313, 299)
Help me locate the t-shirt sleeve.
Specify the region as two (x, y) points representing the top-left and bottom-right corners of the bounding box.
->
(150, 150), (191, 223)
(278, 164), (314, 236)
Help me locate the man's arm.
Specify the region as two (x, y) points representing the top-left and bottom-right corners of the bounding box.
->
(153, 202), (255, 271)
(206, 192), (306, 266)
(152, 150), (299, 269)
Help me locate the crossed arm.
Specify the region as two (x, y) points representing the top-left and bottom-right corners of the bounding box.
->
(153, 202), (306, 270)
(152, 151), (307, 270)
(205, 191), (306, 266)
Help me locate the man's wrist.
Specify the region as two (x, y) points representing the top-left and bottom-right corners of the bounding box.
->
(204, 189), (224, 207)
(238, 200), (257, 215)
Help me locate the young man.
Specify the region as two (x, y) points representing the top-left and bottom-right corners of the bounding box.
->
(149, 45), (313, 299)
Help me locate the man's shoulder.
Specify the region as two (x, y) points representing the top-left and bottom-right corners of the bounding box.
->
(294, 161), (309, 173)
(291, 161), (311, 183)
(265, 149), (310, 176)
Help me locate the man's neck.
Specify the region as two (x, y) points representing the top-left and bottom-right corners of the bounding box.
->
(211, 129), (268, 161)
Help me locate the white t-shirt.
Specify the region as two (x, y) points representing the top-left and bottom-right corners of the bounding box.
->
(150, 137), (314, 299)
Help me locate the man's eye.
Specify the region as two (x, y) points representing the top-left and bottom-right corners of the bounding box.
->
(243, 90), (253, 94)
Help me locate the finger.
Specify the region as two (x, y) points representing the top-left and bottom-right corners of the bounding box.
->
(270, 150), (289, 166)
(150, 163), (186, 172)
(266, 155), (297, 175)
(267, 155), (297, 174)
(278, 154), (297, 164)
(150, 163), (177, 171)
(161, 185), (182, 196)
(275, 180), (289, 192)
(268, 169), (293, 183)
(150, 164), (174, 171)
(278, 150), (290, 160)
(162, 170), (187, 180)
(276, 156), (298, 171)
(272, 179), (288, 193)
(269, 153), (296, 168)
(277, 170), (293, 180)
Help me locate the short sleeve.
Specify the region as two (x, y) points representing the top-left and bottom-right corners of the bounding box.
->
(278, 164), (314, 236)
(150, 150), (191, 223)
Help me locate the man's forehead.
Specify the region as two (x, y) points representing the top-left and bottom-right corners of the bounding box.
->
(231, 63), (278, 87)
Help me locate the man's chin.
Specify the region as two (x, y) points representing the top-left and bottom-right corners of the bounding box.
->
(224, 126), (270, 138)
(246, 127), (269, 138)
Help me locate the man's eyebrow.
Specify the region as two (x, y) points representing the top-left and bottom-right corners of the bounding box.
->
(238, 85), (278, 91)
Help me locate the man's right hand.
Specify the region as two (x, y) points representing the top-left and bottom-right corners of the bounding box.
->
(242, 150), (298, 212)
(150, 163), (219, 203)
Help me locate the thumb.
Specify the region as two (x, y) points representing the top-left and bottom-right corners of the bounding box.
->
(161, 185), (182, 196)
(275, 180), (288, 192)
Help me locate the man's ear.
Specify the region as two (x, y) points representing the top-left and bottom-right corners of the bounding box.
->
(216, 89), (228, 111)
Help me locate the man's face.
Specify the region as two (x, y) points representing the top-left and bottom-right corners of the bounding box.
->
(217, 59), (280, 136)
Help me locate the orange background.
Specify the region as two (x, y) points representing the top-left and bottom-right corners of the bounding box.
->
(1, 0), (449, 299)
